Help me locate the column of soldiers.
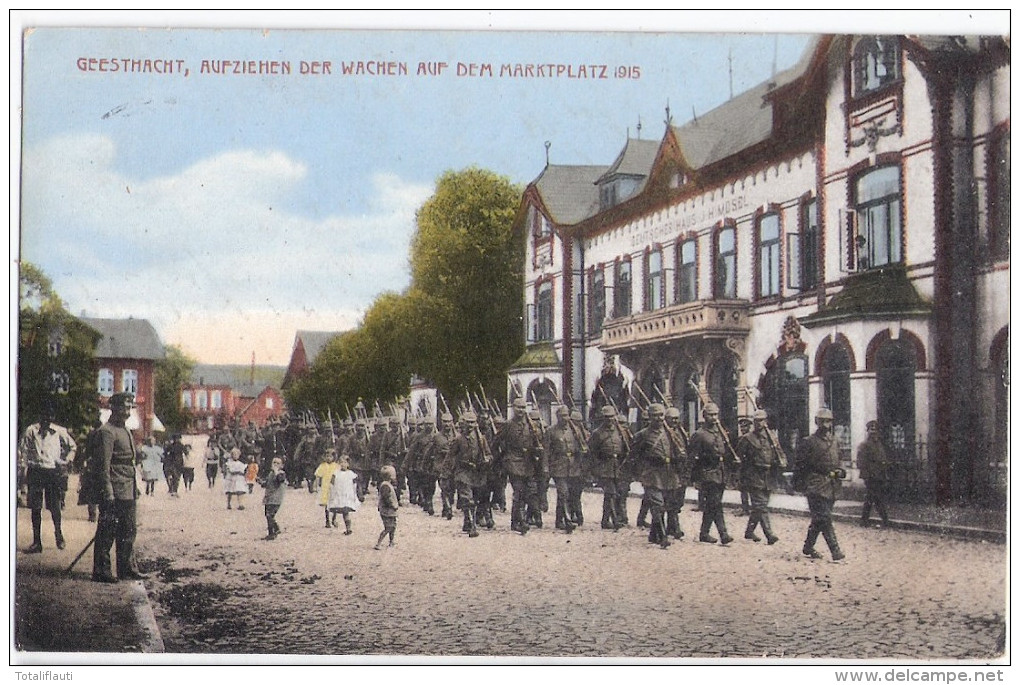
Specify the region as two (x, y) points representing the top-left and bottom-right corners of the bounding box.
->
(245, 396), (848, 563)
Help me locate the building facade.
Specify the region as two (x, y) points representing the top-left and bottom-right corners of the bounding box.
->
(81, 316), (165, 440)
(510, 35), (1009, 504)
(181, 363), (287, 431)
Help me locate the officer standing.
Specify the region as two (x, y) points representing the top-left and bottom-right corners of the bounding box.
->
(795, 408), (846, 561)
(688, 402), (736, 545)
(736, 409), (785, 544)
(88, 392), (148, 582)
(857, 420), (891, 528)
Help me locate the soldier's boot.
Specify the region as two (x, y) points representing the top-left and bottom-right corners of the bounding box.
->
(555, 502), (567, 530)
(698, 516), (717, 544)
(822, 525), (845, 561)
(666, 512), (683, 540)
(484, 509), (495, 529)
(716, 509), (734, 545)
(467, 507), (479, 538)
(462, 509), (472, 532)
(744, 514), (762, 542)
(760, 512), (779, 545)
(570, 502), (583, 526)
(652, 514), (671, 548)
(636, 498), (650, 529)
(803, 524), (823, 558)
(601, 496), (616, 529)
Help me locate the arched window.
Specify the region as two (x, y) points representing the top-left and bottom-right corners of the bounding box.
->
(763, 353), (810, 458)
(821, 343), (853, 457)
(669, 365), (700, 436)
(715, 226), (737, 299)
(707, 357), (739, 437)
(528, 378), (558, 427)
(875, 338), (916, 457)
(853, 36), (900, 97)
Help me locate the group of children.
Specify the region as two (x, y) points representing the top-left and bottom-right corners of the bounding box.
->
(259, 448), (398, 550)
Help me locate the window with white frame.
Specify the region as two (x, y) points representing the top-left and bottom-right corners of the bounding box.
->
(536, 281), (554, 342)
(211, 390), (222, 409)
(854, 165), (902, 270)
(50, 370), (70, 394)
(98, 368), (114, 396)
(121, 369), (138, 395)
(715, 227), (737, 299)
(266, 397), (274, 409)
(588, 267), (606, 336)
(197, 390), (208, 410)
(646, 248), (664, 311)
(614, 259), (632, 317)
(758, 213), (781, 298)
(676, 239), (697, 304)
(181, 391), (192, 408)
(788, 199), (820, 291)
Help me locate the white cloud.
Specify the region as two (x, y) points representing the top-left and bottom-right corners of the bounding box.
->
(21, 134), (433, 363)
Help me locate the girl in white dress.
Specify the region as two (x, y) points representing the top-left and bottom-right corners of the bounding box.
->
(328, 455), (360, 535)
(223, 448), (248, 510)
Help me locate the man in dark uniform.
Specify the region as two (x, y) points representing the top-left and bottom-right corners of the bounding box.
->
(857, 420), (891, 528)
(736, 409), (785, 544)
(413, 418), (438, 514)
(736, 416), (753, 516)
(632, 403), (686, 548)
(450, 412), (491, 538)
(795, 408), (846, 561)
(349, 419), (371, 501)
(589, 405), (629, 530)
(87, 392), (148, 583)
(500, 398), (545, 535)
(162, 433), (186, 497)
(663, 406), (692, 539)
(688, 402), (737, 545)
(547, 405), (581, 534)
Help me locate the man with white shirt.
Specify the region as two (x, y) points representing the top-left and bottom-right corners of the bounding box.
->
(18, 402), (77, 553)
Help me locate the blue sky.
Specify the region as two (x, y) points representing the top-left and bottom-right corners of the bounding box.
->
(13, 11), (1005, 364)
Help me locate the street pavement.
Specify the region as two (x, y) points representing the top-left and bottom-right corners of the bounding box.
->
(13, 473), (1008, 661)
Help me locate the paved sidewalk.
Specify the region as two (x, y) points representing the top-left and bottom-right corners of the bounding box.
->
(11, 475), (1007, 658)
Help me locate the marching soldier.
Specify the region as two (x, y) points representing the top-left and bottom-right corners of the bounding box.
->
(450, 412), (492, 538)
(413, 418), (438, 515)
(736, 409), (784, 544)
(431, 413), (459, 520)
(632, 404), (684, 548)
(857, 420), (891, 528)
(663, 406), (692, 539)
(736, 416), (753, 516)
(500, 398), (544, 535)
(688, 402), (737, 545)
(547, 405), (581, 534)
(349, 418), (371, 501)
(589, 405), (629, 530)
(795, 408), (846, 562)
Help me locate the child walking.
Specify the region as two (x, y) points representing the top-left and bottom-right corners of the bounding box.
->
(262, 457), (287, 540)
(224, 448), (248, 510)
(328, 455), (360, 534)
(374, 465), (399, 550)
(314, 449), (340, 528)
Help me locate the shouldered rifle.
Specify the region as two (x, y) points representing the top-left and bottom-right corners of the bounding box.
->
(653, 384), (690, 446)
(557, 392), (589, 455)
(438, 392), (460, 437)
(598, 383), (633, 451)
(327, 409), (337, 446)
(688, 379), (741, 464)
(744, 388), (787, 469)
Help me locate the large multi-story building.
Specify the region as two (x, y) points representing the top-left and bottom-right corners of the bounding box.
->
(509, 35), (1009, 505)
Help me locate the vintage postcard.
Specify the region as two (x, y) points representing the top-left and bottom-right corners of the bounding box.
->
(12, 10), (1010, 677)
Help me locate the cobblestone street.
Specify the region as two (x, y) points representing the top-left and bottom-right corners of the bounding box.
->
(126, 478), (1005, 659)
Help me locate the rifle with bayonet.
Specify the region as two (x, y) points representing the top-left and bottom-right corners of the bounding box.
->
(632, 382), (686, 459)
(688, 380), (741, 465)
(652, 384), (690, 448)
(743, 387), (787, 469)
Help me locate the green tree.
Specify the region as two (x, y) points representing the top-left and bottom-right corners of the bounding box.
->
(17, 261), (100, 437)
(154, 344), (196, 434)
(408, 167), (524, 400)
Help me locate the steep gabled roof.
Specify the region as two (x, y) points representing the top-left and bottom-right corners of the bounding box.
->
(670, 36), (819, 170)
(80, 317), (164, 361)
(595, 137), (660, 185)
(294, 330), (341, 366)
(531, 164), (608, 226)
(190, 364), (286, 392)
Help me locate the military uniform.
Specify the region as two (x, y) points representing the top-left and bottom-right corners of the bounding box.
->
(500, 401), (544, 534)
(632, 405), (685, 547)
(450, 415), (491, 537)
(688, 406), (736, 545)
(86, 393), (146, 582)
(795, 410), (845, 561)
(857, 422), (890, 527)
(589, 407), (629, 530)
(430, 417), (458, 519)
(547, 408), (583, 533)
(736, 413), (784, 544)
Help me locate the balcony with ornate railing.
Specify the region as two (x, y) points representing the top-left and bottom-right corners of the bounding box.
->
(600, 299), (751, 352)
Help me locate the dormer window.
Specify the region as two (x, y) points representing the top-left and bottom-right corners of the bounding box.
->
(853, 37), (900, 97)
(599, 182), (619, 211)
(670, 172), (688, 189)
